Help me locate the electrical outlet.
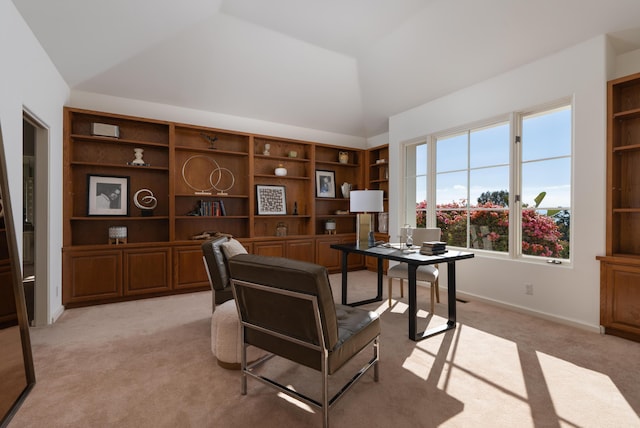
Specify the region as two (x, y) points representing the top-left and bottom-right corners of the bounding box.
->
(525, 283), (533, 295)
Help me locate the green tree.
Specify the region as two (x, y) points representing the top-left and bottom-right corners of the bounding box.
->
(477, 190), (509, 207)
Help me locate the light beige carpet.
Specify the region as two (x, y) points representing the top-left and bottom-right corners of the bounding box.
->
(8, 270), (640, 428)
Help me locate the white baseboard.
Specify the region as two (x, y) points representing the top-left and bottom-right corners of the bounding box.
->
(51, 305), (65, 324)
(450, 288), (602, 334)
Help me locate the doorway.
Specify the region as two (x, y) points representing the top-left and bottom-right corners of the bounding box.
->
(22, 112), (49, 327)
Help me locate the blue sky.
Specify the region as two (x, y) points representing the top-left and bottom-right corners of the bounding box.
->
(413, 105), (571, 209)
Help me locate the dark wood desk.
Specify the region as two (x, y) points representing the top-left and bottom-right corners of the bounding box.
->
(330, 243), (474, 341)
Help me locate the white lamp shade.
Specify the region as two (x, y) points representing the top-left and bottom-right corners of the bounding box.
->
(350, 190), (383, 213)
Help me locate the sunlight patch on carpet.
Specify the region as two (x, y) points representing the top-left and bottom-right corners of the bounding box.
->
(537, 351), (640, 427)
(389, 301), (408, 314)
(277, 390), (314, 413)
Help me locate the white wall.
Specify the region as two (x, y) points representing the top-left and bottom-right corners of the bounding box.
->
(389, 36), (611, 331)
(1, 0), (69, 323)
(69, 91), (367, 149)
(614, 46), (640, 80)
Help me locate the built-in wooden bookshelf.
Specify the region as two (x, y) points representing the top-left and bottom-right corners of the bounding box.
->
(63, 107), (372, 307)
(597, 72), (640, 342)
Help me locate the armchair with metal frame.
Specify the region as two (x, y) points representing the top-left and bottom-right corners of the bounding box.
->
(228, 254), (380, 428)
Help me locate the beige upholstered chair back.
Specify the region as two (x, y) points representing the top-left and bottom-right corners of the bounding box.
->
(401, 227), (441, 246)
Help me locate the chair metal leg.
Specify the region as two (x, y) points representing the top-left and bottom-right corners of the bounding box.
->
(387, 277), (393, 306)
(400, 279), (404, 298)
(241, 328), (247, 395)
(322, 351), (329, 428)
(373, 338), (379, 382)
(435, 264), (440, 303)
(430, 284), (435, 313)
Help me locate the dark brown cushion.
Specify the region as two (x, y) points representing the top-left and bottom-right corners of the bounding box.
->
(228, 253), (380, 374)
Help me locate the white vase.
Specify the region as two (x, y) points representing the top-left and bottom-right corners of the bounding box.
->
(340, 182), (351, 198)
(275, 164), (287, 176)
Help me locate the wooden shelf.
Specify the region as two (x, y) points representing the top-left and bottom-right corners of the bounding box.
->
(613, 143), (640, 152)
(613, 208), (640, 213)
(70, 161), (169, 171)
(254, 154), (310, 163)
(613, 108), (640, 119)
(254, 174), (310, 180)
(70, 134), (168, 148)
(174, 146), (249, 157)
(71, 216), (170, 221)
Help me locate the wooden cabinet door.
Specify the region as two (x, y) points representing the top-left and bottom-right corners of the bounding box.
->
(316, 235), (364, 273)
(173, 245), (209, 291)
(253, 240), (286, 257)
(315, 236), (342, 272)
(124, 248), (171, 296)
(601, 262), (640, 340)
(286, 239), (314, 263)
(63, 250), (122, 305)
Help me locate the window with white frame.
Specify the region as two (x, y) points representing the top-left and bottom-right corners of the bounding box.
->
(404, 101), (571, 260)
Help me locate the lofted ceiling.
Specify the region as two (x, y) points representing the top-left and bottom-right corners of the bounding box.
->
(11, 0), (640, 139)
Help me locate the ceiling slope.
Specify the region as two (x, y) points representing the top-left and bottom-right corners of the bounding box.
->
(11, 0), (640, 138)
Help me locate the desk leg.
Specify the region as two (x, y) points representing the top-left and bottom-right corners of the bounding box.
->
(408, 264), (418, 340)
(377, 257), (384, 301)
(341, 251), (349, 305)
(410, 261), (457, 341)
(447, 260), (457, 328)
(342, 251), (384, 307)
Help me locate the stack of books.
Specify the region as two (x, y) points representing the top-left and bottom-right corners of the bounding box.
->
(420, 241), (447, 255)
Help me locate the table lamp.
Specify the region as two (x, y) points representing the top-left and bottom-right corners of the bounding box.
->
(350, 190), (383, 248)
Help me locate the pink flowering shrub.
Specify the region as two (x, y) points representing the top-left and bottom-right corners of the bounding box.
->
(417, 200), (564, 257)
(521, 209), (563, 257)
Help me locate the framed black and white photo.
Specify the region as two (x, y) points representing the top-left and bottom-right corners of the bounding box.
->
(87, 175), (129, 216)
(315, 170), (335, 198)
(256, 185), (287, 215)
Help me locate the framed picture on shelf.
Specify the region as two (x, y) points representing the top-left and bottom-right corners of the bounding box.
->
(87, 174), (129, 216)
(315, 170), (335, 198)
(256, 185), (287, 215)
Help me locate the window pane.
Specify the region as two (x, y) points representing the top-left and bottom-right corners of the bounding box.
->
(470, 122), (509, 168)
(521, 104), (571, 260)
(521, 157), (570, 208)
(414, 175), (427, 227)
(436, 207), (467, 247)
(415, 143), (427, 176)
(437, 133), (467, 172)
(470, 209), (509, 252)
(470, 166), (509, 207)
(522, 209), (566, 258)
(436, 171), (467, 206)
(522, 106), (571, 161)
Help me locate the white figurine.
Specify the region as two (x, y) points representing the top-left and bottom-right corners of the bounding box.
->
(132, 148), (145, 165)
(263, 143), (271, 156)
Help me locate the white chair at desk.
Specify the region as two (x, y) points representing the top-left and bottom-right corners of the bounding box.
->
(387, 227), (441, 312)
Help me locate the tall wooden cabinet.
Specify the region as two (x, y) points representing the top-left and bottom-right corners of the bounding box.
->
(63, 107), (366, 307)
(597, 72), (640, 342)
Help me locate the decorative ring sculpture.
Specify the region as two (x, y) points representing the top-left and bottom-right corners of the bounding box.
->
(181, 155), (235, 195)
(209, 167), (235, 195)
(133, 189), (158, 211)
(181, 155), (219, 195)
